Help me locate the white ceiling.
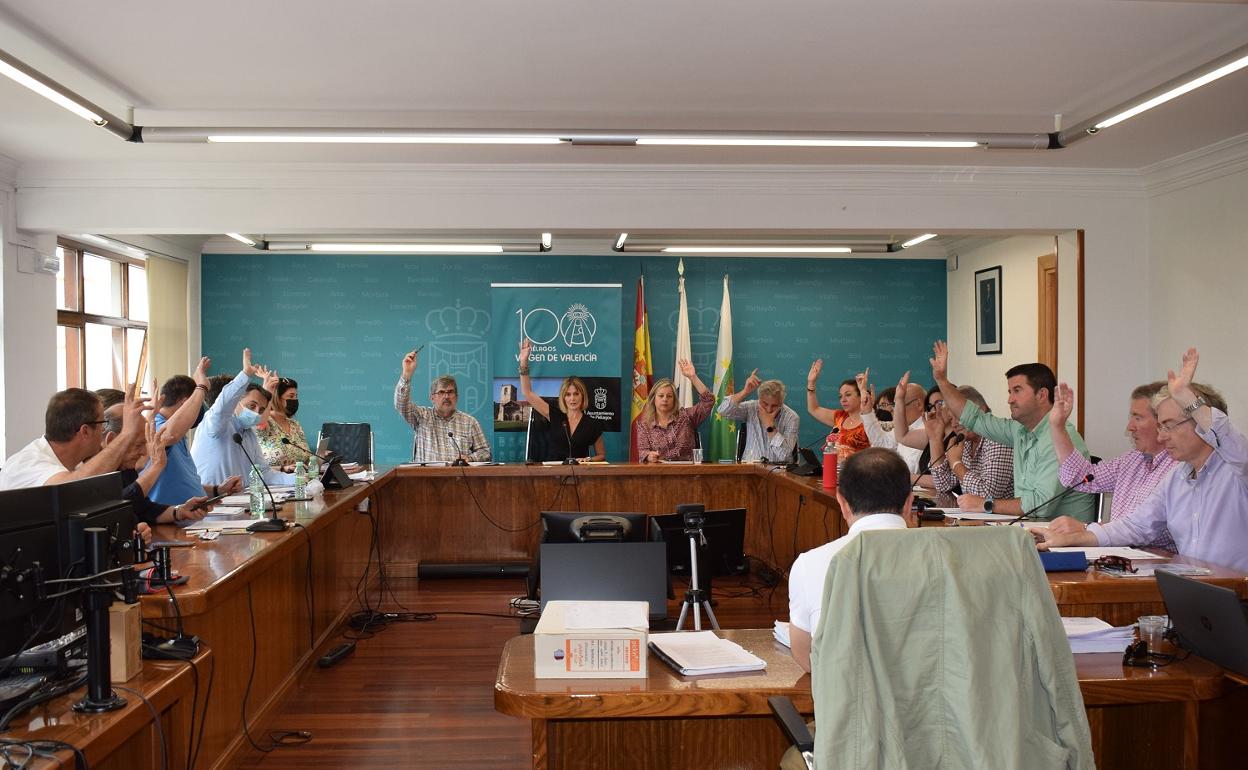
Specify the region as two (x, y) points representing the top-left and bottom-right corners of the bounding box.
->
(1, 0), (1247, 168)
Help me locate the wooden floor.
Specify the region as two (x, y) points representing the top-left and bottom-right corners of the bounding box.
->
(235, 573), (787, 769)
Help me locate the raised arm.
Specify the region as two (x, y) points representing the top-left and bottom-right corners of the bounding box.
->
(45, 392), (148, 485)
(888, 372), (928, 449)
(929, 340), (968, 417)
(805, 359), (840, 427)
(1048, 383), (1078, 465)
(162, 358), (210, 440)
(1171, 347), (1248, 475)
(518, 338), (550, 420)
(394, 349), (425, 428)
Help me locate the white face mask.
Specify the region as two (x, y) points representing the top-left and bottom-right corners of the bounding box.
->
(236, 408), (263, 430)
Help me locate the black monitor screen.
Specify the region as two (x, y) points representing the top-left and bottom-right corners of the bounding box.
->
(541, 511), (649, 543)
(0, 486), (73, 660)
(53, 473), (138, 568)
(649, 507), (748, 581)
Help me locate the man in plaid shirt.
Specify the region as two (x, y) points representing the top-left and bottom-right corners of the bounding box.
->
(394, 349), (490, 463)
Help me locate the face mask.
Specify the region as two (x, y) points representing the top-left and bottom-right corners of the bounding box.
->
(875, 408), (893, 422)
(236, 408), (263, 430)
(192, 404), (207, 429)
(284, 399), (299, 418)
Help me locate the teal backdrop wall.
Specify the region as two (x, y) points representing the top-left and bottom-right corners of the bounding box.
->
(200, 253), (946, 464)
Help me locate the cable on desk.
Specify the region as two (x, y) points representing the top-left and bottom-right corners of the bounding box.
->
(241, 584), (311, 752)
(0, 737), (89, 770)
(113, 685), (168, 770)
(0, 674), (88, 733)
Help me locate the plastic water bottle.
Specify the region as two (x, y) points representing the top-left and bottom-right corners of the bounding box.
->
(307, 455), (319, 480)
(294, 460), (307, 499)
(248, 467), (264, 518)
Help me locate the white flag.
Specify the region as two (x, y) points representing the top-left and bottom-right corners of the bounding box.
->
(673, 259), (693, 408)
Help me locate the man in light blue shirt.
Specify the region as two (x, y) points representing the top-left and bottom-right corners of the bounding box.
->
(1040, 348), (1248, 572)
(190, 349), (295, 488)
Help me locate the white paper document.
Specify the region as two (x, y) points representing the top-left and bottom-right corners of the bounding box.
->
(564, 601), (649, 630)
(648, 631), (767, 676)
(1062, 616), (1135, 653)
(773, 620), (791, 648)
(1047, 546), (1164, 560)
(931, 509), (1021, 521)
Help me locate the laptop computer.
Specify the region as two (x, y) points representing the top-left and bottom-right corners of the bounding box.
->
(539, 542), (669, 621)
(1156, 569), (1248, 676)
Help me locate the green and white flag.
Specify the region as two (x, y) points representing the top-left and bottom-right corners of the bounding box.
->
(707, 275), (736, 462)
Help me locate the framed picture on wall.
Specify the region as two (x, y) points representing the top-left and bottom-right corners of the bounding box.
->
(975, 266), (1003, 355)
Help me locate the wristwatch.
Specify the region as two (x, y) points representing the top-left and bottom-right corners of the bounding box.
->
(983, 499), (994, 513)
(1183, 396), (1207, 415)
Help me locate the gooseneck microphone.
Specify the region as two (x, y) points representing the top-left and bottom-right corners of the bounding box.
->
(446, 432), (469, 466)
(1006, 474), (1094, 525)
(281, 436), (331, 463)
(233, 433), (286, 532)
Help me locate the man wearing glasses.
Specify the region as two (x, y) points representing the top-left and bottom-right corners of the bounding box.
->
(1038, 348), (1248, 572)
(0, 387), (147, 489)
(394, 349), (491, 464)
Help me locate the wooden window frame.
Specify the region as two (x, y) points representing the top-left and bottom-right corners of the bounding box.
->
(56, 237), (148, 391)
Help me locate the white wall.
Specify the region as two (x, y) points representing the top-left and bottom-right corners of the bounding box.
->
(1148, 162), (1248, 422)
(946, 234), (1053, 417)
(0, 224), (56, 455)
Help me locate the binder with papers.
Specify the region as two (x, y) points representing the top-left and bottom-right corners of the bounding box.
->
(648, 631), (767, 676)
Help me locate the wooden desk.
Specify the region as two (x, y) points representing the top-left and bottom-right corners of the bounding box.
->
(495, 629), (1244, 770)
(140, 477), (384, 769)
(4, 648), (208, 770)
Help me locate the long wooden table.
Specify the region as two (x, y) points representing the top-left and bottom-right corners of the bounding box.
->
(139, 476), (386, 769)
(5, 648), (209, 770)
(374, 464), (1248, 625)
(495, 629), (1246, 770)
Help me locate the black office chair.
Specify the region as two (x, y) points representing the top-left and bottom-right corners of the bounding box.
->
(317, 422), (373, 465)
(736, 420), (748, 462)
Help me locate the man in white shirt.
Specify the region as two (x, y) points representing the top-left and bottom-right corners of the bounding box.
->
(0, 388), (146, 490)
(787, 447), (916, 671)
(859, 372), (926, 474)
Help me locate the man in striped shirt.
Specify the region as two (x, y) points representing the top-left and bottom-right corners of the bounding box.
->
(1048, 380), (1177, 550)
(394, 349), (490, 464)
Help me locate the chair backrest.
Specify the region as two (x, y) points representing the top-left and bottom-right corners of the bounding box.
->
(810, 526), (1094, 769)
(735, 418), (748, 461)
(317, 422), (373, 465)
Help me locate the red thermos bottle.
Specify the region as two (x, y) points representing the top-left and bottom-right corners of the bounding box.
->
(822, 441), (838, 489)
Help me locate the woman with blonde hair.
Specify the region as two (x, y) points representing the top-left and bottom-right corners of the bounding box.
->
(519, 339), (606, 461)
(635, 359), (715, 462)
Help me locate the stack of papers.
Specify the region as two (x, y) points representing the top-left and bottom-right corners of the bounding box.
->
(1062, 617), (1135, 653)
(932, 509), (1020, 522)
(648, 631), (767, 676)
(1048, 546), (1163, 560)
(773, 620), (791, 648)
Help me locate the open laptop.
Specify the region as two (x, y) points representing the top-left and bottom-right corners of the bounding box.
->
(539, 542), (669, 621)
(1156, 569), (1248, 676)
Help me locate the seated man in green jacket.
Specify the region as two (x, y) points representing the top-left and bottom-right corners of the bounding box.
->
(929, 340), (1096, 521)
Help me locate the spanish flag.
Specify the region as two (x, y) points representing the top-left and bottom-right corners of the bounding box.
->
(629, 275), (654, 462)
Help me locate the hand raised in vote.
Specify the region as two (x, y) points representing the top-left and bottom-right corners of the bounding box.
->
(896, 370), (911, 400)
(1049, 383), (1075, 427)
(519, 338), (533, 364)
(1167, 347), (1200, 404)
(677, 358), (697, 380)
(193, 357), (211, 388)
(742, 368), (761, 396)
(807, 358), (823, 386)
(402, 349), (419, 378)
(929, 340), (949, 382)
(242, 348), (258, 377)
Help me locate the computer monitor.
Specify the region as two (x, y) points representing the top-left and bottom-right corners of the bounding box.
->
(540, 511), (649, 543)
(539, 542), (670, 620)
(649, 507), (748, 593)
(52, 473), (138, 568)
(0, 487), (68, 660)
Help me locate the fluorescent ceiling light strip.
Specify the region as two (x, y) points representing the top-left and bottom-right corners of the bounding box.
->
(615, 233), (629, 249)
(636, 137), (981, 148)
(662, 246), (853, 254)
(206, 134), (561, 145)
(78, 233), (147, 258)
(0, 59), (104, 124)
(540, 232), (552, 248)
(1095, 53), (1248, 129)
(900, 233), (938, 248)
(309, 243), (505, 253)
(225, 232), (257, 246)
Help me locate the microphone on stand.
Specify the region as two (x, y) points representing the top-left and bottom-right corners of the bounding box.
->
(562, 422), (578, 465)
(281, 436), (331, 464)
(1005, 474), (1094, 525)
(234, 433), (287, 532)
(447, 432), (469, 466)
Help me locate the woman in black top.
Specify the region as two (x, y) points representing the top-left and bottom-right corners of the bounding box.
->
(518, 339), (606, 461)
